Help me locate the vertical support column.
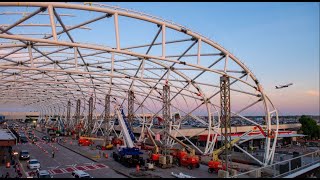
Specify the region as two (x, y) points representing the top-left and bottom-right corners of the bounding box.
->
(76, 99), (81, 131)
(67, 100), (71, 128)
(54, 61), (57, 82)
(220, 75), (231, 172)
(128, 90), (134, 130)
(48, 5), (57, 41)
(88, 96), (93, 134)
(163, 85), (170, 154)
(27, 43), (34, 67)
(224, 54), (229, 73)
(105, 94), (110, 140)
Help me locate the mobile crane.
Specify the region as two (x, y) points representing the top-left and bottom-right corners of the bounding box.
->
(112, 106), (145, 167)
(165, 131), (200, 169)
(208, 127), (258, 173)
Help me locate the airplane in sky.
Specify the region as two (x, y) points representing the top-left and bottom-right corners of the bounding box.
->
(275, 83), (293, 89)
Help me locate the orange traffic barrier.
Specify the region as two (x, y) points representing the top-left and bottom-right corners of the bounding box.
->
(6, 162), (10, 168)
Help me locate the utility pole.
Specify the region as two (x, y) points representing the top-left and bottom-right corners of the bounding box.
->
(220, 75), (231, 173)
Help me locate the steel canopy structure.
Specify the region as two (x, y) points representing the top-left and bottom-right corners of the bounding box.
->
(0, 2), (279, 166)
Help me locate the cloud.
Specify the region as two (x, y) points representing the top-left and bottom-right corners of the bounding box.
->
(306, 90), (319, 97)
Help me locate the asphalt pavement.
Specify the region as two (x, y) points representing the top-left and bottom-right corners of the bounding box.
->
(12, 128), (126, 178)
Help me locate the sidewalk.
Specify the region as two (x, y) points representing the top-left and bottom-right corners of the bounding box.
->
(0, 158), (26, 178)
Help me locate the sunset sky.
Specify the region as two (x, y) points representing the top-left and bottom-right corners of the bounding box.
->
(103, 2), (319, 115)
(0, 2), (319, 116)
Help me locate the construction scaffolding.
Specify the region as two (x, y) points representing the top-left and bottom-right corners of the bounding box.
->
(220, 75), (231, 172)
(163, 85), (170, 155)
(75, 99), (81, 132)
(105, 94), (110, 140)
(88, 96), (93, 134)
(67, 101), (71, 122)
(128, 90), (134, 131)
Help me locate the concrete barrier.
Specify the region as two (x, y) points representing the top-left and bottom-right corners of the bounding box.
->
(218, 170), (229, 178)
(249, 168), (261, 178)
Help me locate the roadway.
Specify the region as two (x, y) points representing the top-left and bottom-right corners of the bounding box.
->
(12, 126), (126, 178)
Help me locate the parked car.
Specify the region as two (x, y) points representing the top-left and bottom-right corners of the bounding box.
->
(42, 135), (50, 142)
(19, 150), (30, 160)
(71, 170), (92, 178)
(36, 170), (52, 178)
(27, 159), (41, 169)
(32, 137), (39, 143)
(28, 134), (35, 139)
(20, 136), (28, 143)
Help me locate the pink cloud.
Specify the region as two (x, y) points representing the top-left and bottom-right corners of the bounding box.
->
(306, 90), (320, 97)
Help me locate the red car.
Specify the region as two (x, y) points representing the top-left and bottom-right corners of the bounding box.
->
(78, 138), (94, 146)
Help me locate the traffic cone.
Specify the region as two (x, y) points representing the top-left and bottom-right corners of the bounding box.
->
(136, 164), (140, 172)
(105, 153), (108, 159)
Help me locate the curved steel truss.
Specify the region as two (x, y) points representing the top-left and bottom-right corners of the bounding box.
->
(0, 2), (278, 166)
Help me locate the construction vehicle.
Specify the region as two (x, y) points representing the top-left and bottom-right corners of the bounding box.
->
(145, 129), (172, 168)
(165, 132), (200, 169)
(79, 136), (114, 150)
(78, 137), (94, 146)
(111, 137), (124, 146)
(112, 106), (145, 168)
(208, 127), (259, 173)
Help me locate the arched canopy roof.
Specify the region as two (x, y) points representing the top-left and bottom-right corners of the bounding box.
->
(0, 2), (276, 119)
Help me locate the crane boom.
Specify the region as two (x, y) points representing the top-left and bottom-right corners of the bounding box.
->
(164, 131), (195, 156)
(115, 106), (134, 148)
(212, 128), (254, 161)
(146, 129), (159, 154)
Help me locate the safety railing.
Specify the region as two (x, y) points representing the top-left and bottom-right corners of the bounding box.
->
(230, 150), (320, 178)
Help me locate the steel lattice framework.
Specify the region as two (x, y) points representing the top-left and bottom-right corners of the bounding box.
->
(0, 2), (279, 166)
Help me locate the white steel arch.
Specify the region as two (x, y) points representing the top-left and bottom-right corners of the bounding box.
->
(0, 2), (278, 166)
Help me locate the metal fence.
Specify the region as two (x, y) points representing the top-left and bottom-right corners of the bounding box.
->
(230, 150), (320, 178)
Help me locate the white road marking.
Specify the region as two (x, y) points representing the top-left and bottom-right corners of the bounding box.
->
(84, 162), (95, 165)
